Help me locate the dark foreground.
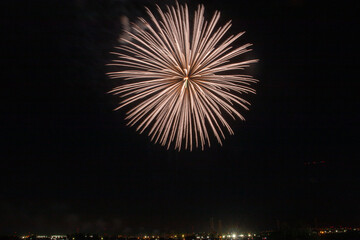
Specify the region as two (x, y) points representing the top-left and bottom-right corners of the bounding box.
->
(1, 230), (360, 240)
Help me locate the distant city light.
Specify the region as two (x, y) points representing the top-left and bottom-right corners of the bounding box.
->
(9, 226), (360, 240)
(51, 235), (68, 240)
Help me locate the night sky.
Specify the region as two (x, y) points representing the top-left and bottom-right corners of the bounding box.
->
(2, 0), (359, 235)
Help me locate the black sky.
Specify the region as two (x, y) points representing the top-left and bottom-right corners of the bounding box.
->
(2, 0), (359, 235)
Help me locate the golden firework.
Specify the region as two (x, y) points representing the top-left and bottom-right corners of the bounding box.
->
(108, 2), (258, 151)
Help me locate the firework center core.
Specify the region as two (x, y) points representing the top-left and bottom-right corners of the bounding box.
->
(183, 76), (189, 88)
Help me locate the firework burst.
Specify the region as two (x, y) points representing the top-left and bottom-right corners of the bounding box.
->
(108, 2), (258, 151)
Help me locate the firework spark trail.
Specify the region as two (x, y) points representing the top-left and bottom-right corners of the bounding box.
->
(108, 2), (258, 151)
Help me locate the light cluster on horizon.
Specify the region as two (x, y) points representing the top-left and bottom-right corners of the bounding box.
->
(108, 2), (258, 151)
(16, 227), (360, 240)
